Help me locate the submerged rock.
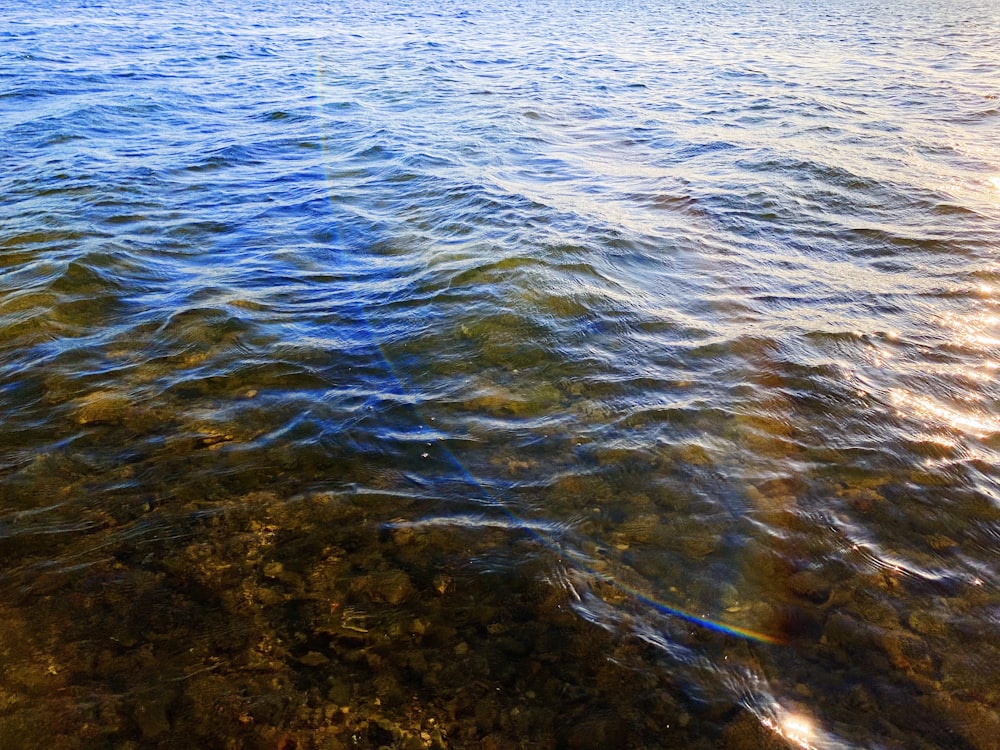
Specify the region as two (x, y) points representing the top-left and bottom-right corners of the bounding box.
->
(73, 390), (137, 426)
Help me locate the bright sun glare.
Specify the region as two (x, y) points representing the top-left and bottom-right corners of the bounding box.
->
(761, 710), (818, 749)
(781, 714), (817, 745)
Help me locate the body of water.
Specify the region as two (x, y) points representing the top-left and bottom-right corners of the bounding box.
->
(2, 0), (1000, 747)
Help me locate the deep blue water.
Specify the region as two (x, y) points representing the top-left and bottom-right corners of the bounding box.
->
(2, 1), (1000, 748)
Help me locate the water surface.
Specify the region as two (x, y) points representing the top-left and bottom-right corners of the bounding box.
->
(2, 0), (1000, 748)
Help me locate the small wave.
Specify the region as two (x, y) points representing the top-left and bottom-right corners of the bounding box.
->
(890, 388), (1000, 439)
(385, 514), (573, 535)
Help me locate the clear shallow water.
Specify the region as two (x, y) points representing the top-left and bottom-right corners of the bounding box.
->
(2, 0), (1000, 747)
